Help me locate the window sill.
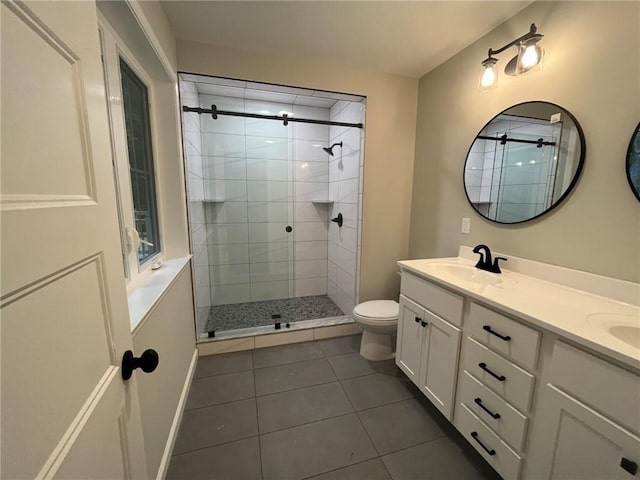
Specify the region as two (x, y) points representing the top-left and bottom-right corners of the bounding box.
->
(128, 255), (192, 335)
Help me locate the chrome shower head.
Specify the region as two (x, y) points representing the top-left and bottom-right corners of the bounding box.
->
(323, 142), (343, 156)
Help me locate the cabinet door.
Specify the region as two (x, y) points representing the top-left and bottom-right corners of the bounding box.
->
(529, 384), (640, 480)
(418, 310), (461, 419)
(396, 295), (425, 383)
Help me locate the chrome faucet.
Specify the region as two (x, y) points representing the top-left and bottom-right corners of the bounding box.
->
(473, 244), (507, 274)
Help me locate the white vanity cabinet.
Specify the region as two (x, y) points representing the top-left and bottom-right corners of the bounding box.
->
(526, 341), (640, 480)
(396, 272), (463, 419)
(397, 256), (640, 480)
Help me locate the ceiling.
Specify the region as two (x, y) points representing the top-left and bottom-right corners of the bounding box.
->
(162, 1), (531, 78)
(180, 73), (365, 109)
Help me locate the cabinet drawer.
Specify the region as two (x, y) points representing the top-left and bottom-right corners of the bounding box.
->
(455, 403), (522, 480)
(550, 341), (640, 435)
(468, 303), (540, 370)
(400, 272), (463, 327)
(464, 337), (535, 413)
(458, 371), (528, 452)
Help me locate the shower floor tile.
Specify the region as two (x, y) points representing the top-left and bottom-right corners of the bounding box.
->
(206, 295), (344, 333)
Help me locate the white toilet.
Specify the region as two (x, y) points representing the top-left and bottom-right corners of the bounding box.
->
(352, 300), (399, 361)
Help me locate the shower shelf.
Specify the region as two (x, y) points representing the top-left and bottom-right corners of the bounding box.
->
(311, 199), (334, 204)
(202, 199), (225, 203)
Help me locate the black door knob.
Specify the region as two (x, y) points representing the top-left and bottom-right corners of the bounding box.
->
(285, 225), (292, 232)
(122, 349), (159, 380)
(331, 213), (343, 228)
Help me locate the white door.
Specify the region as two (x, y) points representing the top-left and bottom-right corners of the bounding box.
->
(1, 1), (148, 478)
(396, 295), (425, 382)
(529, 384), (640, 480)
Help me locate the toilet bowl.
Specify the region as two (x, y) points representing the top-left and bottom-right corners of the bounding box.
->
(352, 300), (399, 361)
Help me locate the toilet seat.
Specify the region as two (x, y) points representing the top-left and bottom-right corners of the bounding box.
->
(353, 300), (399, 321)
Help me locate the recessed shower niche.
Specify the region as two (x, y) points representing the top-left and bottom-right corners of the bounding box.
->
(179, 74), (366, 339)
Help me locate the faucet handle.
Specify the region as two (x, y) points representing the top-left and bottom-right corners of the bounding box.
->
(492, 257), (507, 273)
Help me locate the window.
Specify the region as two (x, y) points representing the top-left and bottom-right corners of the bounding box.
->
(99, 22), (162, 286)
(119, 59), (161, 264)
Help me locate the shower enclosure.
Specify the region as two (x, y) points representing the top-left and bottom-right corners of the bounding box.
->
(179, 74), (366, 339)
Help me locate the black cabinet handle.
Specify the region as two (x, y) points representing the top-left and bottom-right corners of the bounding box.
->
(421, 320), (428, 328)
(474, 397), (501, 419)
(478, 362), (506, 382)
(122, 349), (159, 380)
(621, 458), (638, 475)
(415, 316), (421, 323)
(470, 431), (496, 456)
(483, 325), (511, 341)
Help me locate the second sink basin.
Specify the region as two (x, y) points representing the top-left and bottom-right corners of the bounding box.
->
(608, 326), (640, 349)
(587, 313), (640, 349)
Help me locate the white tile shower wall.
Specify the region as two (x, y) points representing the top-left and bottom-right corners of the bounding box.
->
(327, 100), (365, 315)
(477, 115), (558, 222)
(199, 94), (333, 307)
(180, 81), (211, 333)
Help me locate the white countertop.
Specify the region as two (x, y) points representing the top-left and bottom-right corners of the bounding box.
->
(398, 256), (640, 371)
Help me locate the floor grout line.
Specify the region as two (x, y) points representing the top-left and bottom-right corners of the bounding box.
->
(183, 393), (256, 412)
(299, 457), (384, 480)
(171, 433), (259, 458)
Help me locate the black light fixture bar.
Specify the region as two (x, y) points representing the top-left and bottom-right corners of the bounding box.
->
(478, 134), (556, 148)
(483, 23), (542, 62)
(182, 105), (363, 129)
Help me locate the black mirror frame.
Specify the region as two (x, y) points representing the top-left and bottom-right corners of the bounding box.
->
(625, 122), (640, 203)
(463, 100), (587, 225)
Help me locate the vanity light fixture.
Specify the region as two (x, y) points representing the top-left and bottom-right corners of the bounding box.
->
(479, 23), (544, 91)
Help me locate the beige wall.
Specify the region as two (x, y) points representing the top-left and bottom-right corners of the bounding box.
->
(132, 268), (195, 478)
(177, 40), (419, 300)
(410, 1), (640, 282)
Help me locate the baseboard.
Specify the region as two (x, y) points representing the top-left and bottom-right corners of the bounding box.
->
(155, 348), (198, 480)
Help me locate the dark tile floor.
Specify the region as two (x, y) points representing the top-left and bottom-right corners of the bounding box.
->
(167, 335), (501, 480)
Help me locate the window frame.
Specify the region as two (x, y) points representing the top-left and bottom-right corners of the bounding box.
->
(99, 19), (163, 288)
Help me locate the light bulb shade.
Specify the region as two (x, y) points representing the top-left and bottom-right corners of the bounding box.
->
(516, 37), (544, 75)
(479, 58), (498, 91)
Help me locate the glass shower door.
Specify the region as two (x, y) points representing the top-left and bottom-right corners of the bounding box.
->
(493, 130), (558, 223)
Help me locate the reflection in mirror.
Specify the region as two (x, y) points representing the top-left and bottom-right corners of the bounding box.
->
(464, 102), (585, 224)
(626, 123), (640, 202)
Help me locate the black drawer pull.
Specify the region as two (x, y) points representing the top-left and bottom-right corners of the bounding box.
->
(474, 397), (501, 419)
(470, 431), (496, 456)
(478, 362), (506, 382)
(621, 458), (638, 475)
(421, 320), (428, 328)
(415, 316), (421, 323)
(483, 325), (511, 341)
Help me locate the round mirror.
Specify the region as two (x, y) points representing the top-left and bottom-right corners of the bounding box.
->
(464, 101), (585, 224)
(626, 122), (640, 202)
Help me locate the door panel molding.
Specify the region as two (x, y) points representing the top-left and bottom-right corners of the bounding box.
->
(2, 0), (97, 202)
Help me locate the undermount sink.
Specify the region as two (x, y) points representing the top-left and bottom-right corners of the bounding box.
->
(426, 262), (502, 286)
(587, 313), (640, 349)
(608, 326), (640, 349)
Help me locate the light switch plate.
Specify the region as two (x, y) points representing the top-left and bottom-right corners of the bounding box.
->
(461, 217), (471, 234)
